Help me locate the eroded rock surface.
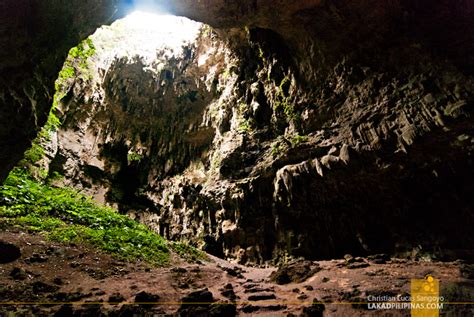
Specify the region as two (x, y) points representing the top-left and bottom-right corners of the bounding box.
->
(1, 1), (473, 264)
(0, 0), (126, 182)
(32, 6), (474, 265)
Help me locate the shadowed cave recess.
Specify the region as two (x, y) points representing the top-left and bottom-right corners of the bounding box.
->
(0, 2), (474, 315)
(1, 0), (474, 316)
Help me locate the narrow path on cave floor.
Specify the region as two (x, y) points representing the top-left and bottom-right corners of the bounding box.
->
(1, 229), (473, 316)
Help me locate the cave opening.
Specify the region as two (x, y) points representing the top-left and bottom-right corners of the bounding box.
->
(1, 1), (473, 315)
(26, 7), (244, 259)
(2, 6), (235, 262)
(40, 11), (213, 212)
(4, 0), (474, 265)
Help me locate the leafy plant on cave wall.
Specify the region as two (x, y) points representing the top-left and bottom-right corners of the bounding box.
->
(23, 39), (96, 171)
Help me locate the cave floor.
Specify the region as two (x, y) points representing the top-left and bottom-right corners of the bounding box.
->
(0, 228), (473, 316)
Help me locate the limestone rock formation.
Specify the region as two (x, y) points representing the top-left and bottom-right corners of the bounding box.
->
(2, 0), (472, 182)
(1, 0), (473, 264)
(0, 0), (127, 182)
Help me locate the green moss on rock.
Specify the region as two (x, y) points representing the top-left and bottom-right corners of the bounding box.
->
(0, 168), (170, 265)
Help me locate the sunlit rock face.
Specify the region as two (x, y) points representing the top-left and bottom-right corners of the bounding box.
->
(39, 4), (474, 265)
(0, 0), (126, 182)
(1, 0), (474, 264)
(47, 13), (226, 197)
(1, 0), (473, 183)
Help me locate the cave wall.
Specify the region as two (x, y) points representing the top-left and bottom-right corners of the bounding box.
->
(0, 0), (127, 182)
(1, 0), (472, 182)
(46, 24), (230, 207)
(1, 0), (473, 264)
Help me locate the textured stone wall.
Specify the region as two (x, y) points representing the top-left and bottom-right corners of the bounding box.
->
(0, 0), (473, 264)
(1, 0), (472, 182)
(0, 0), (126, 182)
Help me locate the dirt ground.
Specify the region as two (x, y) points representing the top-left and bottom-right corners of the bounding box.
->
(1, 228), (473, 316)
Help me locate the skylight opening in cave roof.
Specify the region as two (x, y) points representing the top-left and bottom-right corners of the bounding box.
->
(89, 11), (202, 67)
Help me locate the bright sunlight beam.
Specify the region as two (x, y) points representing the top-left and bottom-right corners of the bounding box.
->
(90, 11), (202, 65)
(122, 11), (201, 43)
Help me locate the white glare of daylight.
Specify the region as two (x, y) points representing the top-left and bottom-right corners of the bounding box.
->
(90, 11), (202, 65)
(119, 11), (201, 53)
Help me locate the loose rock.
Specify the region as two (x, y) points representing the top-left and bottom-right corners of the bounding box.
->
(10, 267), (27, 280)
(270, 260), (321, 284)
(134, 291), (160, 304)
(0, 241), (21, 263)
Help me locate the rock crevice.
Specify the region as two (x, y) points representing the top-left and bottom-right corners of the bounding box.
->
(1, 0), (473, 264)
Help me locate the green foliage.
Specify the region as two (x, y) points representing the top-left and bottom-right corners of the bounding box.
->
(0, 168), (170, 265)
(57, 66), (75, 85)
(127, 151), (143, 164)
(258, 46), (265, 60)
(22, 39), (96, 166)
(270, 133), (306, 157)
(43, 112), (61, 134)
(236, 102), (254, 133)
(56, 38), (96, 92)
(279, 76), (290, 94)
(22, 40), (92, 166)
(271, 141), (285, 156)
(69, 39), (96, 60)
(222, 63), (239, 81)
(222, 69), (230, 81)
(238, 102), (247, 112)
(21, 109), (61, 166)
(171, 242), (207, 262)
(39, 111), (61, 142)
(274, 75), (298, 122)
(23, 143), (45, 165)
(274, 99), (297, 121)
(200, 25), (213, 38)
(209, 153), (222, 172)
(288, 133), (308, 148)
(49, 171), (64, 183)
(237, 121), (250, 132)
